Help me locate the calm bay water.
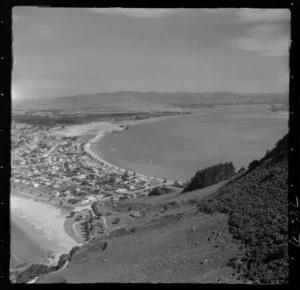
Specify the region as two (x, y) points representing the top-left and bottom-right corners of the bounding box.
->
(92, 105), (288, 182)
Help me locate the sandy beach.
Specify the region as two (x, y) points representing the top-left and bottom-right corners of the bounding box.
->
(54, 121), (122, 138)
(10, 194), (79, 269)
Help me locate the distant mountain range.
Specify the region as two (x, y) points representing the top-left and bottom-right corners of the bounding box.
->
(13, 91), (289, 112)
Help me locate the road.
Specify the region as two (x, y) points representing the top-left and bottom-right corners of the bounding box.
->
(72, 221), (84, 241)
(41, 142), (60, 158)
(100, 216), (110, 235)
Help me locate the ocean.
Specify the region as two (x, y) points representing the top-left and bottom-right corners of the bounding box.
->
(91, 105), (288, 182)
(10, 219), (46, 269)
(10, 195), (78, 271)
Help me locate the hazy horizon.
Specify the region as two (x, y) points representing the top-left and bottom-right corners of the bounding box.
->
(12, 8), (290, 100)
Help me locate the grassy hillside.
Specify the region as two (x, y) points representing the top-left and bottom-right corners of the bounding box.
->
(32, 134), (288, 284)
(197, 135), (288, 284)
(36, 181), (244, 284)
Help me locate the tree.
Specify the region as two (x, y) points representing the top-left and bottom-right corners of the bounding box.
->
(69, 246), (80, 257)
(197, 135), (289, 284)
(112, 217), (120, 224)
(89, 224), (95, 235)
(183, 162), (236, 192)
(248, 160), (260, 171)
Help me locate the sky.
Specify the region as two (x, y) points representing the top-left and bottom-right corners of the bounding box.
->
(12, 7), (290, 100)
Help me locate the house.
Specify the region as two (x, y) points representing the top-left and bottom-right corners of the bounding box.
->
(87, 195), (97, 202)
(116, 188), (127, 194)
(81, 199), (89, 204)
(115, 177), (122, 183)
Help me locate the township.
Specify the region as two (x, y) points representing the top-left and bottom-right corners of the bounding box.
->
(11, 122), (183, 208)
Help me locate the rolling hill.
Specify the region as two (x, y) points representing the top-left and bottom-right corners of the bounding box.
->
(12, 91), (288, 112)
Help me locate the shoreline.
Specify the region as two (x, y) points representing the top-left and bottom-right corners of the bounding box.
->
(82, 107), (288, 183)
(11, 188), (85, 244)
(85, 133), (174, 184)
(81, 112), (214, 184)
(10, 191), (80, 275)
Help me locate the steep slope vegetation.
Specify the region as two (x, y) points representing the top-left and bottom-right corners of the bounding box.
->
(183, 162), (236, 192)
(198, 135), (288, 284)
(35, 135), (288, 284)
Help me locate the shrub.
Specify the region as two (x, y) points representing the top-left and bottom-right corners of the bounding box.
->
(183, 162), (236, 192)
(149, 186), (174, 196)
(55, 254), (70, 270)
(112, 217), (120, 224)
(197, 135), (288, 284)
(248, 160), (260, 171)
(16, 264), (55, 283)
(69, 246), (80, 257)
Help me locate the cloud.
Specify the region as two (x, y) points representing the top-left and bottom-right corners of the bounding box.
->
(31, 23), (52, 35)
(88, 8), (176, 18)
(41, 73), (102, 82)
(230, 9), (290, 57)
(230, 24), (290, 56)
(36, 82), (75, 89)
(28, 23), (54, 40)
(13, 13), (26, 23)
(236, 8), (290, 23)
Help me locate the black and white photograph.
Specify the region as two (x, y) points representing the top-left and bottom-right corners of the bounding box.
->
(9, 6), (291, 284)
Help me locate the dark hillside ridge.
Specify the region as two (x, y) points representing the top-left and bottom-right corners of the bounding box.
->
(183, 162), (236, 193)
(198, 134), (288, 284)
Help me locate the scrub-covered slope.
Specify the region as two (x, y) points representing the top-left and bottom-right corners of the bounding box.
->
(198, 134), (289, 284)
(36, 135), (288, 284)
